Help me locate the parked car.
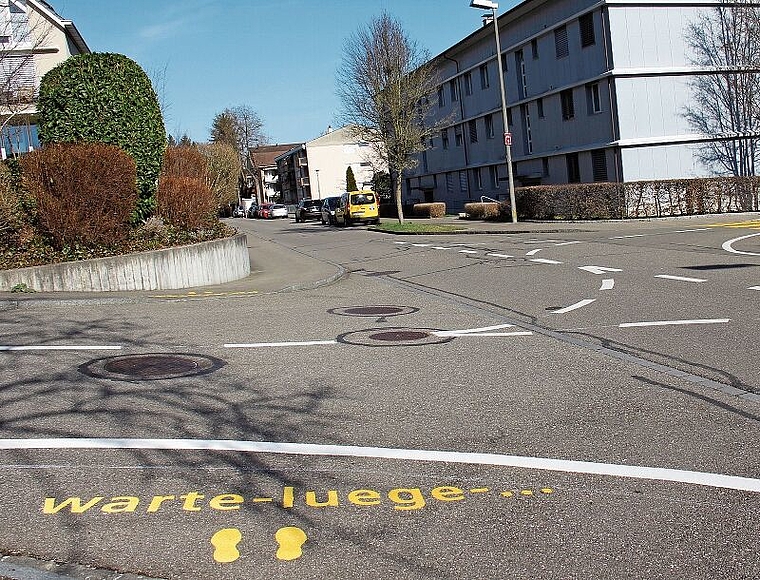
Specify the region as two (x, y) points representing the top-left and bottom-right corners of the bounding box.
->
(258, 203), (273, 219)
(320, 196), (342, 225)
(294, 199), (323, 222)
(270, 203), (288, 218)
(246, 203), (259, 218)
(335, 190), (379, 226)
(232, 205), (246, 218)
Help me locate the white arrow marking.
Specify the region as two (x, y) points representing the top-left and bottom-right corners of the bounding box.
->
(579, 266), (623, 275)
(551, 299), (596, 314)
(525, 248), (542, 256)
(654, 275), (706, 283)
(599, 279), (615, 291)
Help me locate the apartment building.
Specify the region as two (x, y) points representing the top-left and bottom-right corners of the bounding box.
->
(0, 0), (89, 158)
(275, 125), (386, 204)
(248, 143), (299, 205)
(404, 0), (755, 211)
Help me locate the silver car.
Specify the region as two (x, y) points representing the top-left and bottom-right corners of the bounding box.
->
(270, 204), (288, 219)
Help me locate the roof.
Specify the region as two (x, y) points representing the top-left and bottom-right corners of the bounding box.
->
(249, 143), (301, 168)
(29, 0), (90, 54)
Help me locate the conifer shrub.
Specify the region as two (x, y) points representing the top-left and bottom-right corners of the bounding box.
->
(20, 143), (138, 249)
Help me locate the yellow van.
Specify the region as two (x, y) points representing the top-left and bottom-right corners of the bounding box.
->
(335, 190), (380, 226)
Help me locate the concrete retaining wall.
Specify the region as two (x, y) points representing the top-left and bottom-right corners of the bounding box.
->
(0, 234), (250, 292)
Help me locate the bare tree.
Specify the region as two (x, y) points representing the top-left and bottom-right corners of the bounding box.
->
(337, 13), (443, 223)
(0, 0), (53, 158)
(684, 1), (760, 178)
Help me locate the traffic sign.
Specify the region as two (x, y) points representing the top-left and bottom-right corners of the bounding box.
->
(504, 132), (512, 146)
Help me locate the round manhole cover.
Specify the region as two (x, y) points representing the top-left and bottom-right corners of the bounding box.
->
(329, 305), (419, 318)
(338, 327), (452, 347)
(80, 353), (225, 381)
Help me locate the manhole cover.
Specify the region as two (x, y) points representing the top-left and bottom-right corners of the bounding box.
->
(338, 328), (452, 347)
(329, 305), (419, 319)
(80, 353), (225, 381)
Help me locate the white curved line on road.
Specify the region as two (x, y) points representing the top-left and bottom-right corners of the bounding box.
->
(1, 437), (757, 493)
(722, 232), (760, 256)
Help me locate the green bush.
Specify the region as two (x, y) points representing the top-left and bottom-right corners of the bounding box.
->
(464, 202), (501, 220)
(156, 176), (217, 230)
(413, 202), (446, 218)
(20, 143), (138, 249)
(37, 53), (166, 220)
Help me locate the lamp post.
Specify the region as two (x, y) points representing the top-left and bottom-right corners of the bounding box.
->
(469, 0), (517, 223)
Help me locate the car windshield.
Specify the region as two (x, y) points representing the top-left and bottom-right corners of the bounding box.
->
(304, 200), (321, 208)
(351, 193), (375, 205)
(325, 198), (340, 208)
(273, 204), (286, 209)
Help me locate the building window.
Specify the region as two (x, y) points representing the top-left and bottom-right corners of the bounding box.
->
(438, 85), (445, 108)
(580, 13), (595, 47)
(469, 119), (478, 143)
(459, 171), (468, 193)
(542, 158), (550, 177)
(531, 38), (539, 59)
(489, 165), (500, 189)
(464, 71), (473, 96)
(441, 128), (449, 150)
(507, 107), (513, 126)
(592, 149), (608, 181)
(586, 82), (602, 114)
(9, 0), (25, 13)
(501, 52), (508, 72)
(566, 153), (580, 183)
(560, 89), (575, 120)
(474, 167), (483, 190)
(450, 79), (458, 102)
(454, 125), (463, 147)
(537, 97), (544, 118)
(480, 63), (490, 89)
(446, 172), (454, 194)
(555, 25), (569, 58)
(485, 114), (494, 138)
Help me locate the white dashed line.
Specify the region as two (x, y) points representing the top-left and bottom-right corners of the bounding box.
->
(4, 438), (757, 493)
(551, 299), (596, 314)
(599, 279), (615, 291)
(750, 286), (760, 291)
(654, 275), (707, 283)
(412, 243), (431, 247)
(579, 266), (623, 275)
(525, 249), (542, 256)
(619, 318), (730, 328)
(459, 250), (478, 254)
(610, 234), (647, 239)
(432, 246), (448, 250)
(554, 241), (583, 246)
(393, 241), (407, 245)
(0, 345), (122, 351)
(530, 258), (563, 265)
(224, 340), (337, 348)
(673, 228), (710, 233)
(487, 253), (513, 258)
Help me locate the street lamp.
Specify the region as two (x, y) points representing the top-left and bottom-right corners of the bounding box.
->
(469, 0), (517, 223)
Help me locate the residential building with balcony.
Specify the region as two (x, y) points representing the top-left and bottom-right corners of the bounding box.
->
(274, 125), (386, 205)
(0, 0), (89, 158)
(248, 143), (299, 205)
(404, 0), (754, 211)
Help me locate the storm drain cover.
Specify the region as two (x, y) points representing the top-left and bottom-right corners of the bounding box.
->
(329, 305), (418, 319)
(80, 353), (225, 381)
(337, 327), (452, 347)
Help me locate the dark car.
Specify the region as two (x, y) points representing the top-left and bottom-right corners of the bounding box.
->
(246, 203), (259, 218)
(320, 196), (342, 225)
(294, 199), (323, 222)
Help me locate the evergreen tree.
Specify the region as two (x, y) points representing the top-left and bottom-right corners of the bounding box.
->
(346, 166), (357, 191)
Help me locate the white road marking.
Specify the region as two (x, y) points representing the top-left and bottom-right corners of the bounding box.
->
(2, 437), (757, 493)
(673, 228), (710, 233)
(655, 274), (706, 283)
(0, 345), (122, 351)
(551, 299), (596, 314)
(530, 258), (563, 265)
(722, 232), (760, 256)
(487, 253), (513, 258)
(525, 248), (542, 256)
(619, 318), (730, 328)
(393, 241), (407, 245)
(750, 286), (760, 291)
(579, 266), (623, 275)
(435, 323), (515, 334)
(600, 279), (615, 291)
(459, 249), (478, 254)
(434, 331), (533, 337)
(610, 234), (647, 239)
(554, 241), (583, 246)
(432, 246), (448, 250)
(225, 340), (337, 348)
(412, 243), (431, 247)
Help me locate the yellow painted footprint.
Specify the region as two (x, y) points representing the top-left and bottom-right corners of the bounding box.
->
(275, 526), (307, 561)
(211, 528), (242, 563)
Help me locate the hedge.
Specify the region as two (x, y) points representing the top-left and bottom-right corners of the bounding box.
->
(413, 202), (446, 218)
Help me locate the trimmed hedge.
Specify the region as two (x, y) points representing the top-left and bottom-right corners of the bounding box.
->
(156, 176), (217, 230)
(20, 143), (138, 249)
(37, 53), (166, 220)
(463, 202), (502, 220)
(413, 202), (446, 218)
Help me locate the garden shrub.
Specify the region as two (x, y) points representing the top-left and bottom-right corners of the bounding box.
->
(464, 202), (501, 220)
(515, 183), (623, 220)
(37, 53), (166, 220)
(0, 163), (23, 240)
(20, 143), (138, 249)
(198, 142), (241, 208)
(413, 202), (446, 218)
(162, 145), (207, 181)
(156, 176), (217, 230)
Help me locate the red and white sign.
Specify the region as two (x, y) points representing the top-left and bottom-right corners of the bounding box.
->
(504, 132), (512, 146)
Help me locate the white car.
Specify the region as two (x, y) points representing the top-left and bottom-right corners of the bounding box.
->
(270, 204), (288, 219)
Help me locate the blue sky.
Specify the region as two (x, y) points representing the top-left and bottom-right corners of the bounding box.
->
(54, 0), (519, 145)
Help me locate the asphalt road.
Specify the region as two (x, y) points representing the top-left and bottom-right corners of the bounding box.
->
(0, 214), (758, 579)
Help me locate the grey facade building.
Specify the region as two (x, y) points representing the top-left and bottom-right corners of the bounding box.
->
(404, 0), (757, 211)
